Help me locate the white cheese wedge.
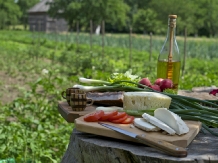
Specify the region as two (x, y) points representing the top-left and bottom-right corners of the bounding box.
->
(134, 118), (161, 131)
(142, 113), (176, 135)
(96, 106), (123, 112)
(123, 92), (171, 110)
(154, 108), (189, 135)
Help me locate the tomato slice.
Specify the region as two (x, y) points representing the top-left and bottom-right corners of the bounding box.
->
(110, 114), (128, 123)
(120, 116), (134, 124)
(84, 110), (104, 122)
(99, 111), (118, 121)
(108, 112), (127, 121)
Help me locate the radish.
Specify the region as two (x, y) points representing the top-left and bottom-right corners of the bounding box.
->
(139, 78), (151, 87)
(160, 79), (173, 91)
(150, 85), (161, 92)
(154, 78), (164, 86)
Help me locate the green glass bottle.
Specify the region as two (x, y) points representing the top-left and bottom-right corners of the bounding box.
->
(157, 15), (180, 90)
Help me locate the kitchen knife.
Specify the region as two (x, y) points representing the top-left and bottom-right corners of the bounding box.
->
(98, 122), (187, 157)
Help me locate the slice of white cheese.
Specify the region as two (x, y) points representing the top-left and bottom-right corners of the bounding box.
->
(123, 92), (171, 110)
(154, 108), (189, 135)
(96, 106), (123, 112)
(134, 118), (161, 131)
(142, 113), (176, 135)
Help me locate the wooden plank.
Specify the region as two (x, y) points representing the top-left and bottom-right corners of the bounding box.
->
(75, 116), (201, 148)
(58, 101), (96, 123)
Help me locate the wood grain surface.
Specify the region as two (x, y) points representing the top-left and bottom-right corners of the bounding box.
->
(75, 115), (201, 148)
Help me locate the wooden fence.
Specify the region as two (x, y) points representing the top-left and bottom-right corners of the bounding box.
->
(32, 20), (188, 76)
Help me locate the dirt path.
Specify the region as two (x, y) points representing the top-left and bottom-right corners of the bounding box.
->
(0, 71), (30, 105)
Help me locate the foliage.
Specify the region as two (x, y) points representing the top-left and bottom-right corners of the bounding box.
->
(0, 0), (22, 29)
(2, 0), (218, 36)
(48, 0), (130, 31)
(108, 70), (141, 87)
(46, 0), (218, 36)
(133, 9), (162, 34)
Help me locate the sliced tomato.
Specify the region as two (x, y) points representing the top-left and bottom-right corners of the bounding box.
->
(84, 110), (104, 122)
(110, 114), (128, 123)
(108, 112), (127, 121)
(120, 115), (134, 124)
(99, 111), (118, 121)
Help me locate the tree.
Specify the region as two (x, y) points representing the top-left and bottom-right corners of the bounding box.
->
(124, 0), (151, 26)
(48, 0), (129, 32)
(133, 9), (162, 34)
(16, 0), (40, 30)
(201, 0), (218, 37)
(0, 0), (22, 29)
(148, 0), (200, 36)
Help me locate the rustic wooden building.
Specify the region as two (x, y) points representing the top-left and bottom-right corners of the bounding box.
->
(28, 0), (68, 32)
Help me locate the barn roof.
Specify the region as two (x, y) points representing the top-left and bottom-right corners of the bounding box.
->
(28, 0), (53, 13)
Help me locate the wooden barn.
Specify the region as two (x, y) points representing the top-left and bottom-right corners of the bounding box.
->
(28, 0), (68, 32)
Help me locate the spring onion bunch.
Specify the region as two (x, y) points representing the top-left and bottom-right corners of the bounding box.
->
(77, 77), (218, 136)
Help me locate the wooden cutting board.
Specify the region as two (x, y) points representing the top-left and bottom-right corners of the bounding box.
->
(75, 116), (202, 148)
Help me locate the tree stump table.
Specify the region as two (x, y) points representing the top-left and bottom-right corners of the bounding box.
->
(59, 87), (218, 163)
(61, 128), (218, 163)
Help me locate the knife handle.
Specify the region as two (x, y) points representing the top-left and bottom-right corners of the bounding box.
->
(136, 134), (187, 157)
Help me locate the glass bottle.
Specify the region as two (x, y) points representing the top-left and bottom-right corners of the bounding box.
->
(157, 15), (180, 90)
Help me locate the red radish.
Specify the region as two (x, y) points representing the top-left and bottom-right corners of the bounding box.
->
(139, 78), (151, 87)
(160, 79), (173, 91)
(150, 84), (161, 91)
(154, 78), (164, 86)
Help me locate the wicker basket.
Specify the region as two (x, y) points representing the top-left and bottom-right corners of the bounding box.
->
(70, 92), (93, 111)
(61, 88), (83, 105)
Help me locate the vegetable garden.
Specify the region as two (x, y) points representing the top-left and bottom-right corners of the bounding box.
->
(0, 30), (218, 162)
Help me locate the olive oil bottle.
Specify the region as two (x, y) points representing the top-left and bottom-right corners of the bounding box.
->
(157, 15), (180, 90)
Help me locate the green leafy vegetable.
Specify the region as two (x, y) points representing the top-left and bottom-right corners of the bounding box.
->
(108, 70), (141, 87)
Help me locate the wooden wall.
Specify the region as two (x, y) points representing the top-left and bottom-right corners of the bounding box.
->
(28, 13), (68, 32)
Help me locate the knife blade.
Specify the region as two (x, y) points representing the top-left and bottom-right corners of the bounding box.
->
(98, 122), (187, 157)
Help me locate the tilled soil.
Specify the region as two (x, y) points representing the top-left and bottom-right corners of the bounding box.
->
(0, 71), (31, 105)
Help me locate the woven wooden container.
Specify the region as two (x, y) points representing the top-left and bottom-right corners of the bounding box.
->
(62, 88), (83, 105)
(70, 93), (93, 111)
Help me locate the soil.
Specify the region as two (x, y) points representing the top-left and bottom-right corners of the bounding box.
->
(178, 87), (218, 100)
(0, 70), (217, 105)
(0, 71), (31, 105)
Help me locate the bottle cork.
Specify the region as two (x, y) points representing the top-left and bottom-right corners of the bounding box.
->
(169, 15), (177, 19)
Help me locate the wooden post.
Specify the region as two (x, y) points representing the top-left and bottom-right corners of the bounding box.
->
(52, 21), (58, 63)
(65, 24), (69, 47)
(149, 32), (152, 61)
(76, 21), (80, 73)
(90, 20), (93, 51)
(76, 21), (79, 48)
(32, 25), (35, 45)
(36, 20), (41, 61)
(129, 27), (132, 69)
(101, 20), (105, 60)
(182, 27), (187, 77)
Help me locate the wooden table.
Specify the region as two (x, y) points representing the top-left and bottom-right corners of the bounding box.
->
(61, 128), (218, 163)
(58, 101), (96, 123)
